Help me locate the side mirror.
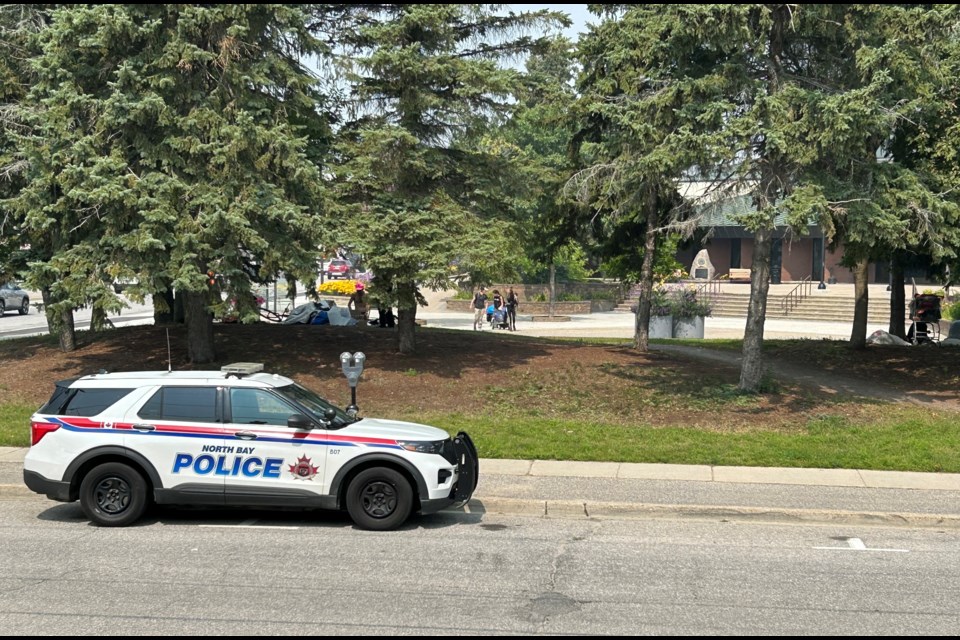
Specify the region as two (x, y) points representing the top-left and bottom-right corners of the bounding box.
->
(287, 413), (314, 430)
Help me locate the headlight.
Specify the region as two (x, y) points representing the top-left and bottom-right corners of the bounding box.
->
(398, 439), (445, 455)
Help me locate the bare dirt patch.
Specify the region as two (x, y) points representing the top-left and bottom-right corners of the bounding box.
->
(0, 324), (956, 431)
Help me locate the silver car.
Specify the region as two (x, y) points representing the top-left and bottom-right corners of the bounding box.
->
(0, 282), (30, 316)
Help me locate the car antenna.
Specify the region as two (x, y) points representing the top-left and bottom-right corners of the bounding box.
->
(166, 328), (172, 372)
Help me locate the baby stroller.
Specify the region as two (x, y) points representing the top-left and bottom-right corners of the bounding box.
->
(907, 286), (942, 345)
(487, 303), (509, 330)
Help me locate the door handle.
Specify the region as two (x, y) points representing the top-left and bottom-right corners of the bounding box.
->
(131, 423), (156, 432)
(234, 431), (258, 440)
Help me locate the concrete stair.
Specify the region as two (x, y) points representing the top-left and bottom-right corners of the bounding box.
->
(616, 283), (914, 325)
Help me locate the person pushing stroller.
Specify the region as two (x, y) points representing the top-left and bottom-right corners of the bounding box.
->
(487, 289), (509, 330)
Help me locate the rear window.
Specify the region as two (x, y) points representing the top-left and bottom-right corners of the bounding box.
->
(57, 388), (135, 417)
(138, 387), (219, 423)
(38, 382), (76, 414)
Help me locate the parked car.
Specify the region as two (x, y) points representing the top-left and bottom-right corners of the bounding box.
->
(112, 278), (138, 294)
(325, 259), (353, 280)
(23, 362), (479, 530)
(0, 282), (30, 316)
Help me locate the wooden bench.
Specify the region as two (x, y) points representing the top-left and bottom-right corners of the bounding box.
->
(728, 268), (751, 282)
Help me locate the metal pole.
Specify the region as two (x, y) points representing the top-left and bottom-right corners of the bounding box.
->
(817, 237), (827, 290)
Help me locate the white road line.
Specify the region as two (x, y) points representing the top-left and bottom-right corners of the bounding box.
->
(199, 524), (301, 530)
(814, 537), (909, 552)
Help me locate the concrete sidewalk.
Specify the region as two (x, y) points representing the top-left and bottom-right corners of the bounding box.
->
(416, 308), (892, 341)
(5, 447), (960, 528)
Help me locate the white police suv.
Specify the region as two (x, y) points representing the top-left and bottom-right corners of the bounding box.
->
(23, 363), (478, 530)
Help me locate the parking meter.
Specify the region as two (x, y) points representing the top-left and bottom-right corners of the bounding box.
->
(340, 351), (365, 416)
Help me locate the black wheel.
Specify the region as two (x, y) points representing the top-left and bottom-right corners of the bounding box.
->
(18, 297), (28, 315)
(345, 467), (413, 531)
(79, 462), (149, 527)
(0, 299), (4, 315)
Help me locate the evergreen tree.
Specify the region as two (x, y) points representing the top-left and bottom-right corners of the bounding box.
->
(9, 5), (330, 360)
(323, 4), (567, 353)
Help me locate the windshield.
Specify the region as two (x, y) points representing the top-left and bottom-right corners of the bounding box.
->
(274, 382), (355, 427)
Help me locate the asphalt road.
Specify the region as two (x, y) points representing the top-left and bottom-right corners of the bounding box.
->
(1, 496), (958, 635)
(0, 296), (156, 340)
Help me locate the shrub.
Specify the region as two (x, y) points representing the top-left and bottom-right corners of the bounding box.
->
(668, 284), (712, 319)
(651, 286), (672, 316)
(944, 299), (960, 321)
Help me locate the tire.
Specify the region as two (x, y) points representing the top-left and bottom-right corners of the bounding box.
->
(79, 462), (149, 527)
(0, 299), (4, 315)
(18, 297), (28, 315)
(345, 467), (413, 531)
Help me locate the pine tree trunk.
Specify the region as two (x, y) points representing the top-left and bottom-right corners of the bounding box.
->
(58, 306), (76, 352)
(396, 280), (417, 355)
(41, 286), (56, 335)
(90, 305), (107, 332)
(154, 287), (175, 325)
(286, 276), (297, 309)
(738, 226), (772, 392)
(888, 259), (906, 339)
(634, 187), (659, 352)
(549, 264), (556, 317)
(174, 290), (185, 324)
(40, 286), (76, 351)
(739, 6), (789, 393)
(184, 290), (216, 363)
(850, 258), (869, 349)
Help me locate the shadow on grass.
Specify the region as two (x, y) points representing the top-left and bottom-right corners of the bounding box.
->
(596, 350), (884, 416)
(28, 323), (563, 383)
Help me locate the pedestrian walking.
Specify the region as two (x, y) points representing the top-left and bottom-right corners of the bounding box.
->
(506, 287), (519, 331)
(348, 281), (369, 323)
(471, 286), (488, 330)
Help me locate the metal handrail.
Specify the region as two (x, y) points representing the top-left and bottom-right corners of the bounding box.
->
(780, 275), (812, 315)
(695, 278), (722, 305)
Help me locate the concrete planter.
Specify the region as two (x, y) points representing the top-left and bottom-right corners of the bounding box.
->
(673, 316), (705, 339)
(649, 315), (673, 339)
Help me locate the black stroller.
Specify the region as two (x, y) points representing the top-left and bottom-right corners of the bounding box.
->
(907, 291), (942, 345)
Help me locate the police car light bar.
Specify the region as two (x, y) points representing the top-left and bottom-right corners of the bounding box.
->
(221, 363), (264, 375)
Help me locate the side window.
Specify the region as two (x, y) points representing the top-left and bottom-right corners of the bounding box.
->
(229, 388), (298, 426)
(138, 389), (163, 420)
(61, 389), (134, 417)
(137, 387), (218, 423)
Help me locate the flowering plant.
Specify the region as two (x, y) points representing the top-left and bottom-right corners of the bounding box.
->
(318, 279), (360, 296)
(650, 285), (673, 316)
(668, 284), (712, 319)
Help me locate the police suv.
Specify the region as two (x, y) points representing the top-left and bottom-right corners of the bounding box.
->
(23, 363), (478, 530)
